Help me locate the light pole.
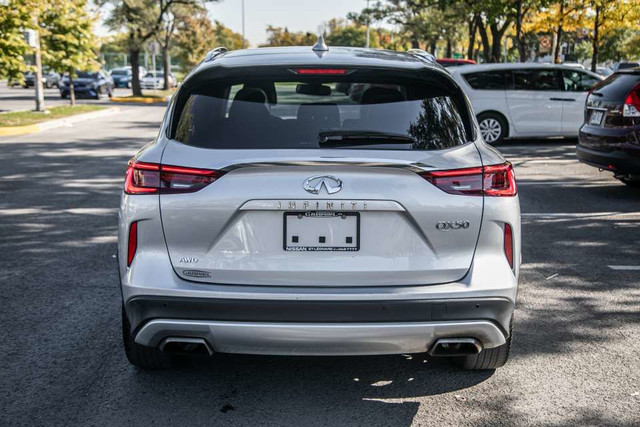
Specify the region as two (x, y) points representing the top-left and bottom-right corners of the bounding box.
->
(241, 0), (246, 49)
(365, 0), (370, 48)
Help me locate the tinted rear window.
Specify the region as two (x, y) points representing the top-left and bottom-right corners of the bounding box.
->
(512, 69), (561, 91)
(173, 79), (469, 150)
(463, 71), (506, 90)
(591, 73), (640, 100)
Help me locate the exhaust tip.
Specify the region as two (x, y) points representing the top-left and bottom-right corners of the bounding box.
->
(428, 338), (482, 357)
(160, 337), (214, 356)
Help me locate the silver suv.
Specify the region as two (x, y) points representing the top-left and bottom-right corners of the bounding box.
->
(119, 42), (521, 370)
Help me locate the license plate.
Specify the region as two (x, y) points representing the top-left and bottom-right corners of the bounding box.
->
(284, 212), (359, 251)
(589, 110), (604, 125)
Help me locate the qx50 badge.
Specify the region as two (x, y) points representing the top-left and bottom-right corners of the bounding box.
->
(436, 221), (470, 231)
(303, 175), (342, 195)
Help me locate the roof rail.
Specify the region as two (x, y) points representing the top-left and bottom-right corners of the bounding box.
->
(406, 49), (437, 64)
(204, 47), (228, 62)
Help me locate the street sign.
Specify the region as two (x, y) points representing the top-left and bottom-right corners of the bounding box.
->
(24, 29), (37, 48)
(539, 35), (551, 53)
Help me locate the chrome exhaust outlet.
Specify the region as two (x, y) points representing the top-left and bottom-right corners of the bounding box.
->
(160, 337), (214, 356)
(428, 338), (483, 357)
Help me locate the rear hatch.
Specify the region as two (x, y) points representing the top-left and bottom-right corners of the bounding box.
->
(157, 66), (485, 287)
(582, 71), (640, 150)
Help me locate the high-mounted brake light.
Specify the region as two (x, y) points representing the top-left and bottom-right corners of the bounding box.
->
(504, 223), (514, 269)
(124, 160), (224, 195)
(293, 68), (348, 75)
(127, 221), (137, 267)
(623, 83), (640, 117)
(420, 163), (517, 197)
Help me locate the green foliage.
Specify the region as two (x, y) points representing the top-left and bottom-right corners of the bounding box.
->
(0, 1), (34, 83)
(40, 0), (100, 77)
(573, 39), (593, 62)
(262, 26), (317, 47)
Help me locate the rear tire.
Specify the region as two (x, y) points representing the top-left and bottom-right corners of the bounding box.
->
(122, 305), (173, 370)
(477, 112), (508, 145)
(451, 317), (513, 370)
(617, 177), (640, 188)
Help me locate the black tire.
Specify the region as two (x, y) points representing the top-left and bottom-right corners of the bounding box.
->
(477, 112), (508, 145)
(452, 317), (513, 370)
(617, 177), (640, 188)
(122, 305), (173, 370)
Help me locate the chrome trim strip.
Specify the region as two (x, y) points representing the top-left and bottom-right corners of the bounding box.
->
(135, 320), (507, 355)
(239, 199), (406, 212)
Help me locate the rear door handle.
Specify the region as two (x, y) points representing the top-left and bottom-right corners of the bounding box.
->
(549, 97), (576, 101)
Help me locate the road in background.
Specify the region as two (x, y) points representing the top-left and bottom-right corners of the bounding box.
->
(0, 107), (638, 426)
(0, 84), (134, 112)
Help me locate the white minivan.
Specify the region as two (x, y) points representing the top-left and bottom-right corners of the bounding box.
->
(450, 64), (602, 143)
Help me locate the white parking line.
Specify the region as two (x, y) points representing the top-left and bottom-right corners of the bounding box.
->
(522, 212), (640, 218)
(608, 265), (640, 271)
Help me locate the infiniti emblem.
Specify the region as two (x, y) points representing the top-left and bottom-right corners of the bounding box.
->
(302, 175), (342, 195)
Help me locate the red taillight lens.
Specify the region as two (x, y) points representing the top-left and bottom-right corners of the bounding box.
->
(483, 163), (517, 196)
(124, 160), (223, 195)
(127, 221), (137, 267)
(420, 163), (517, 197)
(293, 68), (348, 75)
(623, 83), (640, 117)
(504, 223), (514, 269)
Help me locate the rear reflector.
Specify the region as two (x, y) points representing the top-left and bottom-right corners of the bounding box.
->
(127, 221), (137, 267)
(623, 83), (640, 117)
(504, 223), (514, 269)
(420, 163), (517, 196)
(293, 68), (349, 75)
(124, 160), (224, 194)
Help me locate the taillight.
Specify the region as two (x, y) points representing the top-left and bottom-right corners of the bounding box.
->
(124, 160), (223, 194)
(420, 163), (517, 196)
(623, 83), (640, 117)
(292, 68), (349, 75)
(504, 223), (514, 269)
(127, 221), (137, 267)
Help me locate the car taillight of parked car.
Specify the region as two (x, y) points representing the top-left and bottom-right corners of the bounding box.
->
(420, 162), (517, 197)
(124, 160), (224, 194)
(623, 83), (640, 117)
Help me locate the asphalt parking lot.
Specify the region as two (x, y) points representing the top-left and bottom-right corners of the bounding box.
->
(0, 105), (639, 426)
(0, 85), (134, 112)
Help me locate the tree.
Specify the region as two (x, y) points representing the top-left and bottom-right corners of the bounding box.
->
(261, 26), (317, 47)
(589, 0), (639, 71)
(40, 0), (99, 105)
(104, 0), (212, 96)
(0, 1), (32, 85)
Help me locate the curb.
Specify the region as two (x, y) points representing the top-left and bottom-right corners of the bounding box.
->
(110, 96), (169, 104)
(0, 106), (121, 137)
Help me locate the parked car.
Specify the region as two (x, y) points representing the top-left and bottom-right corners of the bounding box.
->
(119, 43), (520, 371)
(450, 63), (603, 143)
(436, 58), (476, 68)
(577, 68), (640, 187)
(110, 66), (147, 88)
(24, 69), (61, 88)
(140, 71), (178, 89)
(596, 66), (613, 77)
(612, 62), (640, 72)
(59, 70), (114, 99)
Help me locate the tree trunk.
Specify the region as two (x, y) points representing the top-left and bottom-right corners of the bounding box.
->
(69, 77), (76, 106)
(162, 45), (170, 91)
(591, 5), (600, 72)
(446, 38), (452, 58)
(467, 14), (478, 60)
(490, 23), (502, 63)
(554, 1), (565, 64)
(411, 38), (420, 49)
(476, 17), (491, 63)
(130, 47), (143, 97)
(429, 40), (437, 55)
(516, 0), (526, 62)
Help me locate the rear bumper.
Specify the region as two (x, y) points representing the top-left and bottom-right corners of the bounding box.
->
(125, 296), (513, 355)
(134, 319), (507, 356)
(576, 144), (640, 174)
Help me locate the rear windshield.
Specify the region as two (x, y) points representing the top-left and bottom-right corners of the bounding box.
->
(111, 69), (130, 76)
(172, 79), (469, 150)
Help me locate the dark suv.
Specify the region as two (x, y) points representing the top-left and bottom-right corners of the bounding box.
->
(577, 68), (640, 187)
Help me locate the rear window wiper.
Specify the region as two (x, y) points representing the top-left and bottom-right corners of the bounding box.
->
(318, 130), (416, 147)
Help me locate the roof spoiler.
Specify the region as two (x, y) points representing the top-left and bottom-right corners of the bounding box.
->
(204, 47), (228, 62)
(406, 49), (437, 64)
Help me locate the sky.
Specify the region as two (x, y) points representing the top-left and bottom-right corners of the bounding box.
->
(206, 0), (371, 47)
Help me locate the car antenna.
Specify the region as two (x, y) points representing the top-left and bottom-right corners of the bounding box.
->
(312, 35), (329, 52)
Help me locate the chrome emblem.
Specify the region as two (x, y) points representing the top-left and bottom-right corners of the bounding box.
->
(436, 221), (470, 231)
(302, 175), (342, 195)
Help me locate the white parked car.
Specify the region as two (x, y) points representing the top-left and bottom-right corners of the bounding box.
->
(449, 64), (603, 143)
(140, 72), (178, 89)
